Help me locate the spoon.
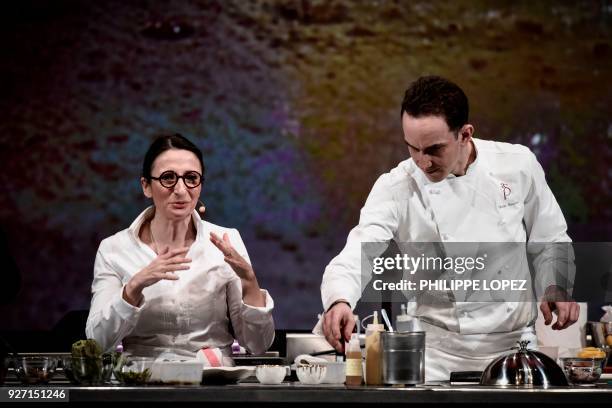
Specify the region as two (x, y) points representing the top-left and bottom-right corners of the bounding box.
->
(381, 309), (394, 332)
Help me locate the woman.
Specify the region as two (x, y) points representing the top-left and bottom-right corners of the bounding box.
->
(85, 134), (275, 360)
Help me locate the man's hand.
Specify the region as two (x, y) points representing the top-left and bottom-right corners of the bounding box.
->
(323, 302), (355, 353)
(540, 285), (580, 330)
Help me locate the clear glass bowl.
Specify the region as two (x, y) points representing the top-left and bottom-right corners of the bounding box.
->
(560, 357), (604, 385)
(62, 356), (114, 385)
(115, 356), (153, 385)
(15, 356), (57, 385)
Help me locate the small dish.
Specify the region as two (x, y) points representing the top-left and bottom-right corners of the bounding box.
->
(255, 365), (289, 384)
(116, 357), (154, 385)
(560, 357), (604, 385)
(201, 366), (254, 384)
(15, 356), (57, 385)
(296, 364), (327, 385)
(63, 355), (114, 385)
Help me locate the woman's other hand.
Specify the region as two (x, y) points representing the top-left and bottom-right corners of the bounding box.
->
(123, 247), (191, 306)
(210, 232), (265, 307)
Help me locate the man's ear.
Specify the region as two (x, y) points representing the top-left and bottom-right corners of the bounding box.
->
(141, 177), (152, 198)
(459, 124), (474, 142)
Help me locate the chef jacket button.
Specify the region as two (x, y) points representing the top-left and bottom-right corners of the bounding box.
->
(441, 234), (449, 240)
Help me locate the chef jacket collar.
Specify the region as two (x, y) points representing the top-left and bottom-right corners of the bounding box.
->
(420, 138), (481, 186)
(127, 205), (204, 245)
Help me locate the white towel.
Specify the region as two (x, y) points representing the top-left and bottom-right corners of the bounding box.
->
(535, 301), (587, 357)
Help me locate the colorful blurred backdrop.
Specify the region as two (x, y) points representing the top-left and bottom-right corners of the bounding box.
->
(0, 0), (610, 330)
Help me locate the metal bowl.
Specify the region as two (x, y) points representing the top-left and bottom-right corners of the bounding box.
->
(480, 341), (568, 387)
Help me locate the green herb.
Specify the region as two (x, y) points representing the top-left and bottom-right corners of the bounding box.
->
(69, 339), (104, 384)
(118, 368), (151, 385)
(71, 339), (102, 359)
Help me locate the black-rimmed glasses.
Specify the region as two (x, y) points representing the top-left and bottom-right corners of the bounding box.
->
(150, 170), (203, 189)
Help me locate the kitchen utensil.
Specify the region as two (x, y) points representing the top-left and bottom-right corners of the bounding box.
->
(449, 371), (483, 385)
(480, 340), (568, 387)
(380, 309), (394, 332)
(381, 331), (425, 385)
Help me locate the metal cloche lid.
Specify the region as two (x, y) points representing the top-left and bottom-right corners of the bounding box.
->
(480, 340), (568, 387)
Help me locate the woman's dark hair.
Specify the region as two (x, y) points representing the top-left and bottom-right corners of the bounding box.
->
(142, 133), (205, 181)
(400, 76), (469, 132)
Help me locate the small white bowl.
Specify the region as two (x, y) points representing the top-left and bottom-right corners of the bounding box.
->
(296, 364), (327, 385)
(255, 365), (288, 384)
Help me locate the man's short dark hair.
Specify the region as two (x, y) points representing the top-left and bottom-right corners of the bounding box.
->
(400, 76), (469, 132)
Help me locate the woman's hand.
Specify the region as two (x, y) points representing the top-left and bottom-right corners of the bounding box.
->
(210, 232), (265, 307)
(123, 247), (191, 306)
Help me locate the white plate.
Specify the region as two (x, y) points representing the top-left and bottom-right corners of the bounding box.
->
(201, 366), (255, 384)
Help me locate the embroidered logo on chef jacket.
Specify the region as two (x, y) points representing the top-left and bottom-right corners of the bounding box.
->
(497, 182), (519, 209)
(501, 183), (511, 200)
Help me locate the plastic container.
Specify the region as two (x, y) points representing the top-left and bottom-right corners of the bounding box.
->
(345, 333), (363, 385)
(364, 312), (384, 385)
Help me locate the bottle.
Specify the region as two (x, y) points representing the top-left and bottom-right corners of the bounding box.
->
(600, 305), (612, 347)
(345, 333), (363, 386)
(365, 311), (385, 385)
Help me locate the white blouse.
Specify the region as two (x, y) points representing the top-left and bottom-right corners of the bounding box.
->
(85, 207), (275, 358)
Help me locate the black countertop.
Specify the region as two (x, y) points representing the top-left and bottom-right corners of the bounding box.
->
(3, 383), (611, 404)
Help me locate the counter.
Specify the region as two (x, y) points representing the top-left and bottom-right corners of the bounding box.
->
(3, 383), (611, 404)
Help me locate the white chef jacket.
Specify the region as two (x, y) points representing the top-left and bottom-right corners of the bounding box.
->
(320, 138), (572, 380)
(85, 206), (275, 358)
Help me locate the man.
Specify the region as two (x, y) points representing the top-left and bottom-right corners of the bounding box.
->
(320, 76), (579, 381)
